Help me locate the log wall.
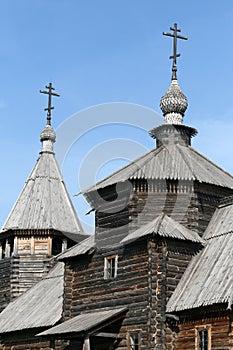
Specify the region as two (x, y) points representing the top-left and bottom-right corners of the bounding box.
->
(63, 236), (200, 349)
(0, 331), (69, 350)
(95, 180), (233, 241)
(63, 241), (150, 349)
(10, 254), (50, 299)
(174, 316), (233, 350)
(0, 259), (11, 312)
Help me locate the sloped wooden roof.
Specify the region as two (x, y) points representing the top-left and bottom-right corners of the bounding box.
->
(204, 196), (233, 239)
(121, 214), (204, 245)
(57, 234), (95, 260)
(167, 199), (233, 313)
(84, 144), (233, 197)
(57, 214), (203, 261)
(37, 307), (127, 337)
(2, 137), (85, 237)
(0, 262), (64, 333)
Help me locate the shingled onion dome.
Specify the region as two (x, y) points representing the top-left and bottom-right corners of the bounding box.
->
(160, 79), (188, 125)
(40, 124), (56, 153)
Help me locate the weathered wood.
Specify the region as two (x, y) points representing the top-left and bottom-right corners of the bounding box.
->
(94, 332), (118, 338)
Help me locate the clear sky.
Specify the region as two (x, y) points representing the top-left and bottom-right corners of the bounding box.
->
(1, 1), (233, 233)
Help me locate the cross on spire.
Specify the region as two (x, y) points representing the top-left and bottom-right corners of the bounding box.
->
(40, 83), (60, 126)
(163, 23), (188, 80)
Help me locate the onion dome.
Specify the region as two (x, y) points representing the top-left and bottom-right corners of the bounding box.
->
(40, 124), (56, 143)
(160, 79), (188, 125)
(40, 124), (56, 153)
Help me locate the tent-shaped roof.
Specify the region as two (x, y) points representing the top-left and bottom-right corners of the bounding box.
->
(2, 124), (85, 239)
(0, 262), (64, 333)
(166, 198), (233, 313)
(84, 143), (233, 197)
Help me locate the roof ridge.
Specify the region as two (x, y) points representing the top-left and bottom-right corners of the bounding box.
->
(205, 230), (233, 240)
(188, 146), (233, 179)
(175, 144), (197, 179)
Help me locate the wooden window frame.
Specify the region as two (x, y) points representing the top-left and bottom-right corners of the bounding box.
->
(104, 255), (118, 280)
(195, 325), (211, 350)
(127, 330), (142, 350)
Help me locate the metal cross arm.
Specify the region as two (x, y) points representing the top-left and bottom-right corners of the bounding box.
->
(40, 82), (60, 126)
(163, 23), (188, 80)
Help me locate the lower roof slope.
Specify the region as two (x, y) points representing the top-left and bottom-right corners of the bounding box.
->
(167, 199), (233, 313)
(121, 214), (204, 245)
(57, 234), (95, 260)
(0, 262), (64, 333)
(57, 214), (203, 261)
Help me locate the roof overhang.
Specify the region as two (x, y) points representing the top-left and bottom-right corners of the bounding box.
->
(37, 307), (127, 339)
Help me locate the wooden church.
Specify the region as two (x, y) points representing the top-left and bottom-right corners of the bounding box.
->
(0, 24), (232, 350)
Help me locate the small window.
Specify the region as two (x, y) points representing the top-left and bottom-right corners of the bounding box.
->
(127, 331), (141, 350)
(195, 326), (211, 350)
(104, 255), (118, 279)
(198, 330), (208, 350)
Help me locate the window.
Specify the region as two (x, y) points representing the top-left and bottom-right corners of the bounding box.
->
(195, 326), (211, 350)
(198, 330), (208, 350)
(104, 255), (118, 279)
(127, 331), (141, 350)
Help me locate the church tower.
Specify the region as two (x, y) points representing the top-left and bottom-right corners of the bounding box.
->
(83, 24), (233, 247)
(0, 83), (87, 311)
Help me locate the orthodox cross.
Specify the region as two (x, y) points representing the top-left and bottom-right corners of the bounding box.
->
(40, 83), (60, 126)
(163, 23), (188, 80)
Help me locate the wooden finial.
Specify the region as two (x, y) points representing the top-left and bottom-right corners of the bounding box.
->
(40, 83), (60, 126)
(163, 23), (188, 80)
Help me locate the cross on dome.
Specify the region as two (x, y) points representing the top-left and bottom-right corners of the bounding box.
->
(39, 83), (60, 151)
(163, 23), (188, 80)
(40, 83), (60, 126)
(160, 23), (188, 125)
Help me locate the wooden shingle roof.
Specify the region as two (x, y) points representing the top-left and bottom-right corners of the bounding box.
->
(84, 144), (233, 198)
(57, 234), (95, 260)
(0, 262), (64, 333)
(57, 214), (203, 261)
(37, 307), (127, 337)
(167, 199), (233, 313)
(121, 214), (204, 245)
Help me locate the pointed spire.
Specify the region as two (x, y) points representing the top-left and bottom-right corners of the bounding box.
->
(160, 23), (188, 125)
(40, 83), (60, 152)
(1, 83), (84, 236)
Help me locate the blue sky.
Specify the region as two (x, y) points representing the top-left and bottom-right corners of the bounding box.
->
(1, 1), (233, 232)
